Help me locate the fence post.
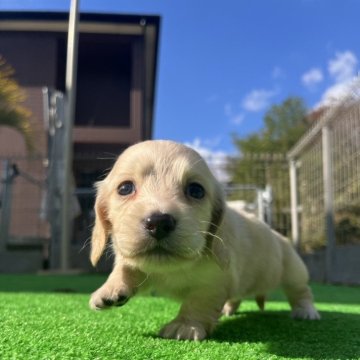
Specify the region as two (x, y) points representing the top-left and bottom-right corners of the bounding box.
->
(0, 160), (14, 250)
(264, 185), (272, 227)
(322, 125), (336, 283)
(257, 189), (264, 222)
(60, 0), (80, 272)
(289, 159), (300, 248)
(44, 90), (66, 270)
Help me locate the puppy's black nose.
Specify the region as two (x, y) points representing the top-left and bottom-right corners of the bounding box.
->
(144, 213), (176, 240)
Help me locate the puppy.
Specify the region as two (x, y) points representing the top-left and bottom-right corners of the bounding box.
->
(89, 140), (320, 340)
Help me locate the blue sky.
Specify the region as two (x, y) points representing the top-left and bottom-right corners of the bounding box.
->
(1, 0), (360, 157)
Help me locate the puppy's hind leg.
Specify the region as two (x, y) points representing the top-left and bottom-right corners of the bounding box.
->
(285, 285), (320, 320)
(282, 249), (320, 320)
(222, 295), (265, 316)
(222, 299), (241, 316)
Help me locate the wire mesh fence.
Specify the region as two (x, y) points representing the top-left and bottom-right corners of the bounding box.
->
(289, 96), (360, 253)
(224, 154), (291, 237)
(332, 103), (360, 245)
(2, 91), (359, 279)
(0, 157), (48, 246)
(297, 136), (325, 251)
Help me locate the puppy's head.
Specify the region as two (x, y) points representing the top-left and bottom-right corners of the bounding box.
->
(90, 140), (226, 272)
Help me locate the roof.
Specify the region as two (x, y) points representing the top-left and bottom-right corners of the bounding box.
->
(0, 10), (160, 27)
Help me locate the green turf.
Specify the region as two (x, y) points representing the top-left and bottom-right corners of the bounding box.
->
(0, 275), (359, 360)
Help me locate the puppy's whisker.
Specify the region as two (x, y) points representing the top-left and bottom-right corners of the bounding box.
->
(205, 249), (220, 264)
(200, 220), (220, 230)
(179, 245), (200, 257)
(135, 273), (150, 288)
(104, 243), (114, 261)
(197, 231), (225, 245)
(80, 236), (91, 253)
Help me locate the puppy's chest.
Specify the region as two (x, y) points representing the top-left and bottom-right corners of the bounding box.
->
(140, 266), (218, 300)
(145, 276), (191, 299)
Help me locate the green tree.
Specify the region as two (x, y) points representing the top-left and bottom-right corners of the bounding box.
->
(228, 97), (310, 235)
(229, 97), (309, 183)
(235, 97), (309, 154)
(0, 57), (34, 152)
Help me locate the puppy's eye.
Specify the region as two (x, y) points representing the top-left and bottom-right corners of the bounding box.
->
(186, 182), (205, 200)
(117, 181), (135, 196)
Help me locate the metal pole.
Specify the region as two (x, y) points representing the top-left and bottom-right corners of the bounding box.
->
(257, 189), (264, 222)
(0, 160), (12, 250)
(322, 125), (336, 283)
(289, 159), (300, 247)
(264, 185), (272, 227)
(61, 0), (80, 271)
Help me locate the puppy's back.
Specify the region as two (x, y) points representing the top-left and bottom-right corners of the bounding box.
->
(223, 204), (307, 297)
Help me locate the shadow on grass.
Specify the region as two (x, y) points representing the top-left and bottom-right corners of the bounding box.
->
(3, 276), (359, 307)
(0, 274), (106, 293)
(211, 310), (360, 359)
(266, 283), (360, 305)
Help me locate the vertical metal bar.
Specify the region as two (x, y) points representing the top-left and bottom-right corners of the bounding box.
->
(61, 0), (80, 271)
(322, 125), (336, 283)
(47, 91), (66, 269)
(265, 185), (272, 227)
(257, 189), (264, 222)
(289, 159), (300, 247)
(0, 160), (12, 250)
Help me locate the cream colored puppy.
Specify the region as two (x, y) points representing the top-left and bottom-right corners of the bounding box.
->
(89, 140), (320, 341)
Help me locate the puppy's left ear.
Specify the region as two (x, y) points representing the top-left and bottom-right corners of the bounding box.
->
(206, 184), (229, 269)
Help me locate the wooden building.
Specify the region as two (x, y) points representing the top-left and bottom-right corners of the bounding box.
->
(0, 11), (160, 271)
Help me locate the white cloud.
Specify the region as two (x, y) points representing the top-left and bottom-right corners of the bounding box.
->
(224, 103), (245, 125)
(316, 51), (359, 108)
(302, 68), (323, 88)
(242, 89), (277, 112)
(328, 51), (358, 83)
(184, 138), (230, 183)
(317, 76), (360, 108)
(318, 82), (349, 106)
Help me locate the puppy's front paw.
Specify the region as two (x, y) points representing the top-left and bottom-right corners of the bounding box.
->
(159, 320), (207, 341)
(89, 285), (130, 310)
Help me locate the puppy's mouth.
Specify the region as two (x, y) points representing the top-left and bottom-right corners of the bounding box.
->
(144, 244), (182, 259)
(134, 243), (195, 262)
(146, 245), (173, 256)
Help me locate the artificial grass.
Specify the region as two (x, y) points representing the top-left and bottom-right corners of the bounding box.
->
(0, 275), (359, 360)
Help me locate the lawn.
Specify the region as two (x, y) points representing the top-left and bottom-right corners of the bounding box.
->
(0, 275), (359, 360)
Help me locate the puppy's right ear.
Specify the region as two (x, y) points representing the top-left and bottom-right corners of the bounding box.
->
(206, 182), (229, 270)
(90, 182), (111, 266)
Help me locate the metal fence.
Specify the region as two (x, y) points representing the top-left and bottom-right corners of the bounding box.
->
(0, 157), (48, 248)
(2, 83), (359, 281)
(289, 100), (360, 248)
(223, 154), (291, 237)
(288, 91), (360, 283)
(0, 154), (97, 272)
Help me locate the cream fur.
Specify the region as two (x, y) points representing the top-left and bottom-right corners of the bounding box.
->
(89, 140), (320, 341)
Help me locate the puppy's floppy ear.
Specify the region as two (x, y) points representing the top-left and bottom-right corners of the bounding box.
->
(90, 181), (111, 266)
(206, 183), (229, 269)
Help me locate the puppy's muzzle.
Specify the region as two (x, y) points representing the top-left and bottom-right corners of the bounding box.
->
(144, 212), (177, 240)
